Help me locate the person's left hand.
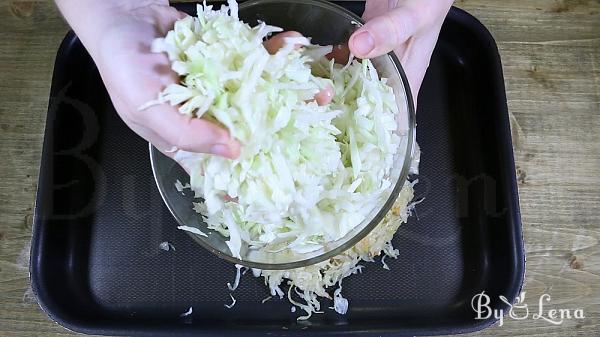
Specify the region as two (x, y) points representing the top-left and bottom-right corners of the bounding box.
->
(348, 0), (454, 103)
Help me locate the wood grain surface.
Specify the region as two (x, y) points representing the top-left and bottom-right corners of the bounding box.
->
(0, 0), (598, 336)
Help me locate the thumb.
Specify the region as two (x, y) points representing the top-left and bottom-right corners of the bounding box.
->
(349, 6), (418, 59)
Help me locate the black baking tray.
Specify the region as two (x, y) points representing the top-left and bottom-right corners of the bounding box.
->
(30, 2), (524, 336)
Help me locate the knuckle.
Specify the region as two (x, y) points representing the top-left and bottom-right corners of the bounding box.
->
(395, 5), (418, 28)
(385, 12), (408, 47)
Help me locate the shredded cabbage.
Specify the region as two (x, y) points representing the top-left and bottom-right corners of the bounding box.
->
(179, 306), (193, 317)
(257, 180), (417, 319)
(149, 0), (420, 318)
(150, 0), (403, 260)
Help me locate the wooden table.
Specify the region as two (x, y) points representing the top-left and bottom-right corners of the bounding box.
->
(0, 1), (598, 336)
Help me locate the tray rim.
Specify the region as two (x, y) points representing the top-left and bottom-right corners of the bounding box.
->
(29, 4), (525, 336)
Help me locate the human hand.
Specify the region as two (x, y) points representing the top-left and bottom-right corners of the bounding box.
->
(348, 0), (454, 103)
(55, 0), (242, 160)
(55, 1), (332, 165)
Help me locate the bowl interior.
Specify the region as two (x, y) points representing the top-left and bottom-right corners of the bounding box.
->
(150, 0), (415, 270)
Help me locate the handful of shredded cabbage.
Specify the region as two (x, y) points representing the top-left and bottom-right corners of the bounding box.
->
(148, 0), (418, 319)
(149, 0), (401, 258)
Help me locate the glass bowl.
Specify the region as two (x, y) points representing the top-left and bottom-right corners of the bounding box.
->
(150, 0), (416, 270)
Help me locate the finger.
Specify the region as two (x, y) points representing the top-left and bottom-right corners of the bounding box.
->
(149, 133), (190, 173)
(349, 6), (419, 59)
(326, 44), (351, 64)
(175, 10), (188, 20)
(264, 31), (335, 105)
(160, 146), (193, 176)
(144, 6), (190, 36)
(392, 40), (409, 62)
(314, 85), (334, 105)
(363, 0), (399, 22)
(137, 105), (242, 159)
(263, 31), (303, 54)
(103, 42), (241, 159)
(116, 104), (193, 171)
(118, 92), (241, 159)
(401, 30), (440, 105)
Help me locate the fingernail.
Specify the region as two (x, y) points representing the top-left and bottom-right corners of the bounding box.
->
(352, 30), (375, 56)
(210, 144), (230, 157)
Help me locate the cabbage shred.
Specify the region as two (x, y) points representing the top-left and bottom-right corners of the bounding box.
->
(150, 0), (402, 259)
(149, 0), (417, 318)
(257, 181), (417, 319)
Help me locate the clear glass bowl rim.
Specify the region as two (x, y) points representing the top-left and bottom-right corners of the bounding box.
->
(149, 0), (417, 270)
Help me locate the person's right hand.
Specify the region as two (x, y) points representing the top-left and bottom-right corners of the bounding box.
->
(55, 1), (332, 166)
(56, 1), (242, 160)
